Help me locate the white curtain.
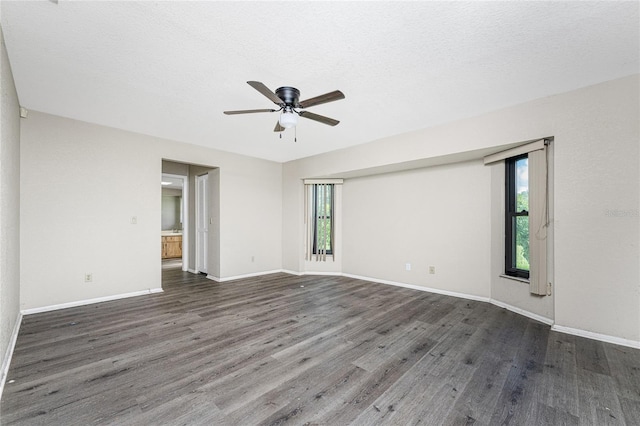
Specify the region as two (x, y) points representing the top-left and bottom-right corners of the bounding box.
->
(485, 139), (551, 295)
(304, 179), (342, 262)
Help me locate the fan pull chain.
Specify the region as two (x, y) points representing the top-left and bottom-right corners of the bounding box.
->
(295, 126), (297, 143)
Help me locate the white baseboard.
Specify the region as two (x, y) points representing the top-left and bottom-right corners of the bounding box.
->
(333, 273), (639, 349)
(21, 288), (164, 315)
(551, 324), (640, 349)
(279, 270), (640, 348)
(304, 271), (343, 276)
(489, 299), (554, 325)
(207, 269), (284, 283)
(343, 273), (491, 303)
(281, 269), (304, 276)
(187, 269), (200, 274)
(290, 271), (552, 327)
(0, 312), (23, 400)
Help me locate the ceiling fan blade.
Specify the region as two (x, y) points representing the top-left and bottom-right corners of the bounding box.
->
(298, 111), (340, 126)
(274, 122), (285, 132)
(247, 81), (283, 105)
(223, 108), (276, 115)
(298, 90), (345, 109)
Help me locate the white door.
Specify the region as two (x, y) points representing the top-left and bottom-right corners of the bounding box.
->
(195, 174), (209, 274)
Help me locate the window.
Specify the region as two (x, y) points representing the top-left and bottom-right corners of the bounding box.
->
(505, 154), (530, 279)
(485, 138), (550, 294)
(305, 179), (341, 262)
(313, 184), (333, 255)
(305, 180), (341, 262)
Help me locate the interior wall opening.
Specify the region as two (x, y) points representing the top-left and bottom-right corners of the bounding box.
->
(161, 160), (219, 280)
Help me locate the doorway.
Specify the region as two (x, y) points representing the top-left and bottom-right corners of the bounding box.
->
(161, 160), (219, 279)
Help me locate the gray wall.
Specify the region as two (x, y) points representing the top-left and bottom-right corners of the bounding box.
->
(342, 161), (492, 298)
(0, 25), (21, 393)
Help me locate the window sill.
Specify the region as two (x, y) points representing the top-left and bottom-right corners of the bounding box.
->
(307, 254), (334, 260)
(499, 274), (530, 284)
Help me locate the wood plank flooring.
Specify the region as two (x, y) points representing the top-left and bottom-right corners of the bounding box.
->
(2, 264), (639, 425)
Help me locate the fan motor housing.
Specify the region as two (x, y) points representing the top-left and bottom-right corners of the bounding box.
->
(275, 87), (300, 106)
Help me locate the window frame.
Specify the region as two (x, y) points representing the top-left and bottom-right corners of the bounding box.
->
(505, 154), (530, 279)
(312, 184), (334, 256)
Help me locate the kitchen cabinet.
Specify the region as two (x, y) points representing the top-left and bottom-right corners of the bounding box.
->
(161, 235), (182, 259)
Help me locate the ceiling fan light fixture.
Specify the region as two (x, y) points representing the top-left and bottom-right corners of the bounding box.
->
(279, 110), (298, 129)
(224, 81), (345, 133)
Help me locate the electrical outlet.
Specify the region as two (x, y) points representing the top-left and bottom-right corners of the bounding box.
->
(84, 273), (93, 283)
(429, 266), (436, 274)
(405, 263), (411, 271)
(131, 216), (137, 225)
(547, 282), (552, 296)
(251, 256), (255, 262)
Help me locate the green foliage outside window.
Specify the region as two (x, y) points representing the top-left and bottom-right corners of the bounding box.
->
(313, 184), (333, 254)
(316, 220), (332, 252)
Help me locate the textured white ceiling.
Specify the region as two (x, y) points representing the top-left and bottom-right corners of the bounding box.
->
(1, 1), (638, 162)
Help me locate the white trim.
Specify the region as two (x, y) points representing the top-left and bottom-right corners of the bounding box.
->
(483, 138), (546, 164)
(309, 272), (552, 325)
(489, 299), (554, 325)
(187, 268), (200, 274)
(195, 173), (209, 274)
(0, 312), (22, 399)
(312, 272), (551, 326)
(303, 178), (344, 185)
(498, 274), (530, 284)
(182, 176), (189, 272)
(318, 272), (640, 348)
(206, 270), (284, 283)
(20, 288), (164, 315)
(342, 273), (491, 303)
(207, 269), (640, 349)
(303, 271), (343, 276)
(551, 324), (640, 350)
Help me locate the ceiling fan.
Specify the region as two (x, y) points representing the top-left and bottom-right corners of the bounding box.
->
(224, 81), (345, 132)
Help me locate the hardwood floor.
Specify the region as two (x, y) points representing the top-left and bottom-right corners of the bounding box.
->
(2, 265), (639, 425)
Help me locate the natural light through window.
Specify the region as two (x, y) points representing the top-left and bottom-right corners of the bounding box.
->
(506, 155), (530, 278)
(515, 158), (529, 271)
